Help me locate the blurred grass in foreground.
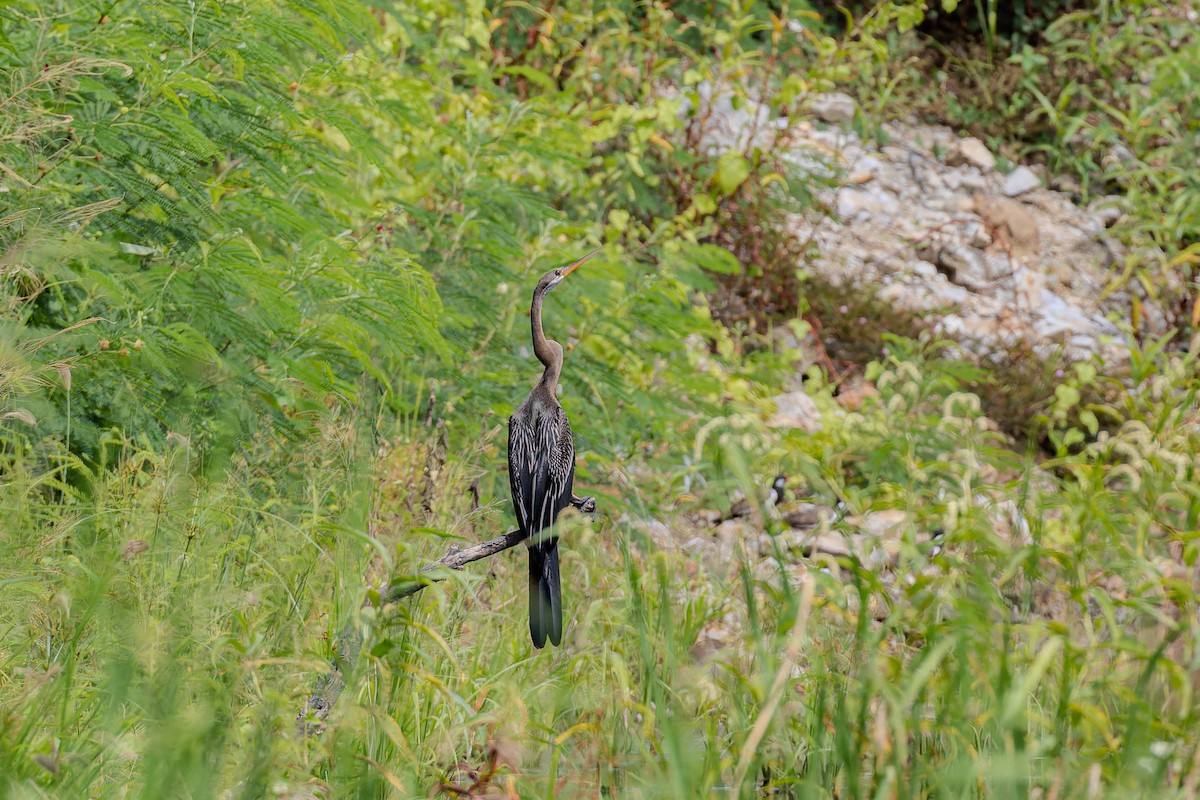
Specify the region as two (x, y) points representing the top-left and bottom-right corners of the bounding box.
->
(3, 334), (1198, 798)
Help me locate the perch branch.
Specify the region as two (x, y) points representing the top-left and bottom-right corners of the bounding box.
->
(377, 527), (528, 604)
(298, 494), (596, 733)
(378, 494), (595, 605)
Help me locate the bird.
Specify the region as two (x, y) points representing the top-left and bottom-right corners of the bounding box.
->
(725, 474), (788, 521)
(507, 249), (597, 648)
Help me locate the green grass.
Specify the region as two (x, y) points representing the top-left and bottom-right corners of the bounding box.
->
(3, 336), (1198, 798)
(3, 0), (1199, 796)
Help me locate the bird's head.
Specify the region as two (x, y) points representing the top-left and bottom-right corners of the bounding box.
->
(536, 249), (599, 296)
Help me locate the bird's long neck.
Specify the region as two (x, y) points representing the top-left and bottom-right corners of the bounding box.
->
(531, 288), (562, 393)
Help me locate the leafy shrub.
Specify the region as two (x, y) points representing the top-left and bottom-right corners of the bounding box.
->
(0, 1), (444, 466)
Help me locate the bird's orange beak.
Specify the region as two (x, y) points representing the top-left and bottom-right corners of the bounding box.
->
(561, 248), (600, 277)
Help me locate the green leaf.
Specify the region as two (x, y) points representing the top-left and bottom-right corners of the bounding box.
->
(608, 208), (631, 233)
(683, 242), (740, 275)
(498, 65), (556, 92)
(714, 152), (750, 197)
(1053, 384), (1081, 415)
(692, 193), (717, 215)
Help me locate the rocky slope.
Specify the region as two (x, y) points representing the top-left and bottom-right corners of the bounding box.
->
(688, 85), (1168, 365)
(789, 116), (1141, 364)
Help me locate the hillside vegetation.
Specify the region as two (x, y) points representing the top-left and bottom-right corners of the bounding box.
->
(1, 1), (1198, 797)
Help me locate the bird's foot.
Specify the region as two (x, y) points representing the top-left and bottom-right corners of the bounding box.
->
(570, 494), (596, 514)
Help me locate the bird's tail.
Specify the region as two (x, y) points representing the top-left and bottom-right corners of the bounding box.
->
(528, 540), (562, 648)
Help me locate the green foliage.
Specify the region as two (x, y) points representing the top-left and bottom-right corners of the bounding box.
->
(1030, 7), (1200, 332)
(0, 0), (444, 462)
(3, 0), (1200, 798)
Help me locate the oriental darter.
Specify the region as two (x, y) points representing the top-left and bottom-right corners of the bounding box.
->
(507, 249), (598, 648)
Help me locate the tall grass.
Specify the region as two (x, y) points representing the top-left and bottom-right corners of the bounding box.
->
(3, 334), (1197, 798)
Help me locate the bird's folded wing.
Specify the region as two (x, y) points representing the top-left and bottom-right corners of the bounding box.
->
(508, 408), (575, 538)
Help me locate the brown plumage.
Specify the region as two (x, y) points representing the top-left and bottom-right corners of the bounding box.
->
(507, 250), (596, 648)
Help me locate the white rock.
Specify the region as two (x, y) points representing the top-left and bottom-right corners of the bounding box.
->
(629, 517), (673, 548)
(946, 137), (996, 172)
(928, 276), (972, 305)
(681, 81), (784, 153)
(809, 92), (857, 123)
(1103, 142), (1136, 168)
(1034, 289), (1097, 340)
(850, 509), (908, 540)
(775, 115), (1163, 365)
(937, 193), (977, 213)
(836, 187), (898, 221)
(1003, 166), (1041, 196)
(767, 391), (822, 433)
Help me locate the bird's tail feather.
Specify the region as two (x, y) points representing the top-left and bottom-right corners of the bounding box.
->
(528, 541), (562, 648)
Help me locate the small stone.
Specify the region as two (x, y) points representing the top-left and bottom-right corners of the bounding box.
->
(632, 517), (673, 548)
(714, 520), (754, 555)
(939, 193), (976, 214)
(1050, 173), (1082, 195)
(835, 378), (879, 411)
(849, 509), (908, 540)
(959, 171), (989, 191)
(767, 390), (822, 433)
(876, 173), (910, 197)
(936, 244), (990, 291)
(1012, 267), (1045, 310)
(856, 155), (885, 173)
(847, 170), (874, 185)
(909, 260), (938, 280)
(787, 530), (853, 558)
(1033, 289), (1098, 340)
(1102, 142), (1135, 168)
(966, 221), (992, 249)
(945, 137), (995, 172)
(808, 92), (857, 124)
(1002, 166), (1041, 196)
(972, 194), (1040, 257)
(1087, 196), (1123, 228)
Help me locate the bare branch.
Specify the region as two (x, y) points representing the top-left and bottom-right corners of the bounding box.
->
(376, 494), (595, 604)
(297, 494), (597, 734)
(375, 527), (528, 604)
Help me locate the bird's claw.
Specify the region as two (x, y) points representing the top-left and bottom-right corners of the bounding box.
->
(570, 494), (596, 514)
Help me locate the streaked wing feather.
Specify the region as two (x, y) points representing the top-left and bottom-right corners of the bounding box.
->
(508, 403), (575, 537)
